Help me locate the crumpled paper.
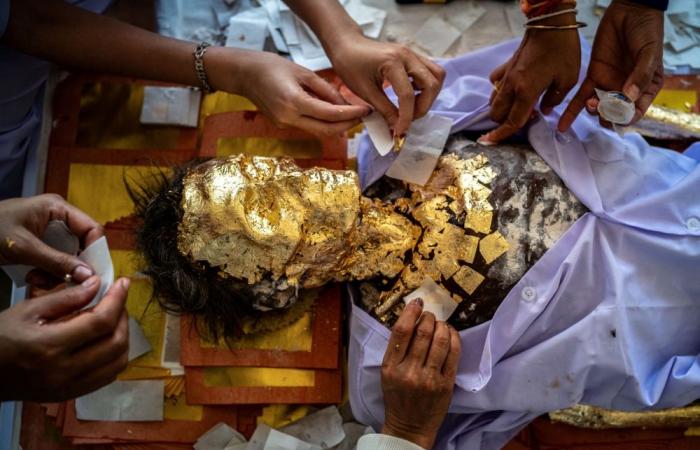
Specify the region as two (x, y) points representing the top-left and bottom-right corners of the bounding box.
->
(195, 407), (371, 450)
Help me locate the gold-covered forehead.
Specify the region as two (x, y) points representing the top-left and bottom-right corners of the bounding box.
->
(177, 155), (361, 286)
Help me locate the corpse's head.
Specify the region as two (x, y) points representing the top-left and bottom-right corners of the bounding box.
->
(128, 154), (416, 338)
(130, 142), (586, 338)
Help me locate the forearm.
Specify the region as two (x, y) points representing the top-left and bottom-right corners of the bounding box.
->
(283, 0), (362, 54)
(2, 0), (240, 90)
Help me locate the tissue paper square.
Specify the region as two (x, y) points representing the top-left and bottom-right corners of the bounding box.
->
(386, 114), (453, 186)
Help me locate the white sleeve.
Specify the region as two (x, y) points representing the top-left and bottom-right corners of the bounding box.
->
(356, 433), (427, 450)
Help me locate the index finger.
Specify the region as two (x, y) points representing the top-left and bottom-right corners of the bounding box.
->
(558, 77), (596, 132)
(295, 95), (370, 122)
(383, 62), (416, 138)
(44, 195), (103, 247)
(46, 278), (130, 350)
(383, 298), (424, 366)
(480, 96), (535, 144)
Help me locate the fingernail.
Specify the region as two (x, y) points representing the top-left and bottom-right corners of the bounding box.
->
(82, 275), (99, 288)
(624, 84), (640, 102)
(120, 278), (131, 291)
(72, 264), (94, 281)
(411, 298), (424, 308)
(477, 134), (496, 146)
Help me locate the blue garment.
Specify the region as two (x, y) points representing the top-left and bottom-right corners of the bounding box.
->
(349, 38), (700, 450)
(0, 0), (110, 199)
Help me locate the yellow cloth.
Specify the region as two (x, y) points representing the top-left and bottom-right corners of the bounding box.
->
(203, 367), (316, 388)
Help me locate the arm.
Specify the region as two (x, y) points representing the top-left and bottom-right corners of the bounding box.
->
(373, 299), (462, 449)
(559, 0), (664, 131)
(479, 3), (580, 144)
(2, 0), (368, 136)
(284, 0), (445, 139)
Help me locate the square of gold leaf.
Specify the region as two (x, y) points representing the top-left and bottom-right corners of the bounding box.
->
(479, 231), (509, 264)
(452, 266), (485, 295)
(465, 209), (493, 234)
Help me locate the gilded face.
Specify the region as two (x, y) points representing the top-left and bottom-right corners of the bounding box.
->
(177, 155), (361, 289)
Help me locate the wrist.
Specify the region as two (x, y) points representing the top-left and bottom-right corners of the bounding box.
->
(324, 26), (365, 61)
(382, 423), (436, 449)
(203, 46), (250, 94)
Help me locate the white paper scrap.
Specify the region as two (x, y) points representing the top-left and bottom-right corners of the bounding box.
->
(225, 444), (248, 450)
(362, 111), (394, 156)
(403, 277), (458, 322)
(226, 13), (269, 51)
(440, 0), (487, 33)
(195, 422), (247, 450)
(386, 113), (453, 186)
(161, 313), (185, 376)
(140, 86), (202, 128)
(264, 429), (321, 450)
(333, 423), (374, 450)
(280, 406), (345, 448)
(2, 220), (79, 287)
(128, 316), (152, 361)
(413, 14), (461, 57)
(76, 380), (164, 421)
(245, 424), (272, 450)
(78, 236), (114, 309)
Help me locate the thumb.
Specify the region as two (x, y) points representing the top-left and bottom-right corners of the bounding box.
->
(21, 235), (94, 283)
(622, 46), (657, 102)
(27, 276), (101, 321)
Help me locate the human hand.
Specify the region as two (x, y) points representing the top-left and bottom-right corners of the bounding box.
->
(0, 195), (103, 287)
(206, 48), (370, 137)
(380, 299), (461, 449)
(479, 12), (580, 144)
(328, 34), (446, 139)
(0, 277), (130, 402)
(559, 0), (664, 131)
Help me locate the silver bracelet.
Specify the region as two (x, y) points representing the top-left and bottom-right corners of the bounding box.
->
(193, 41), (213, 93)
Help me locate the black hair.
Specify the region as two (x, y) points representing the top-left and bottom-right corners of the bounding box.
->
(125, 160), (249, 340)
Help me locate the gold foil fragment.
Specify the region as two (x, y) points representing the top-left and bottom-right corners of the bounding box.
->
(178, 155), (360, 287)
(393, 135), (406, 152)
(342, 198), (420, 280)
(479, 231), (509, 264)
(452, 266), (485, 295)
(451, 293), (464, 304)
(412, 196), (451, 227)
(645, 105), (700, 135)
(465, 209), (493, 234)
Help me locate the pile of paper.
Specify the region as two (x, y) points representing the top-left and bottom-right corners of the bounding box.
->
(663, 0), (700, 73)
(194, 407), (374, 450)
(157, 0), (387, 71)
